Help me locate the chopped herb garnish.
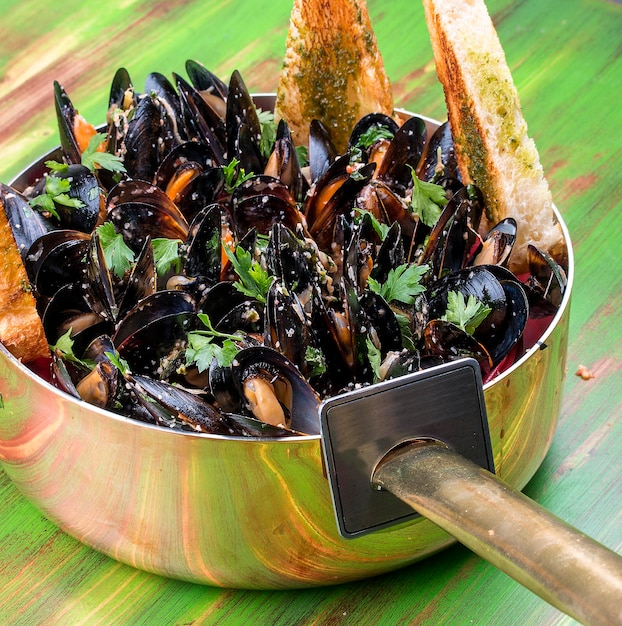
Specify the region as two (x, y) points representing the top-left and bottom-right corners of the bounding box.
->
(395, 312), (416, 351)
(257, 108), (278, 159)
(96, 222), (135, 279)
(355, 208), (391, 240)
(81, 132), (127, 174)
(408, 165), (447, 227)
(223, 244), (273, 304)
(441, 291), (492, 335)
(222, 157), (254, 194)
(105, 350), (131, 376)
(29, 172), (85, 220)
(366, 336), (382, 383)
(305, 345), (327, 378)
(356, 125), (395, 149)
(185, 313), (244, 371)
(50, 328), (93, 368)
(367, 263), (428, 305)
(153, 237), (182, 275)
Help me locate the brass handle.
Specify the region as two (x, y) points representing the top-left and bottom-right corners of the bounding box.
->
(372, 440), (622, 626)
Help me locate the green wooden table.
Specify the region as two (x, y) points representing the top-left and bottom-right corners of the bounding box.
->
(1, 0), (621, 623)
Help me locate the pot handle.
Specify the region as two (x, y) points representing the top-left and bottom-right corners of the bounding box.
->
(373, 440), (622, 626)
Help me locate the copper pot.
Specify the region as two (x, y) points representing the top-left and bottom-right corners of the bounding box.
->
(0, 99), (573, 590)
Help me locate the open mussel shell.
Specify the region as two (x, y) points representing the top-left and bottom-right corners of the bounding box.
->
(229, 175), (302, 239)
(113, 290), (196, 376)
(155, 142), (224, 223)
(423, 319), (493, 375)
(471, 218), (517, 267)
(527, 244), (568, 309)
(185, 59), (228, 104)
(198, 281), (264, 335)
(74, 335), (122, 409)
(107, 180), (189, 253)
(305, 158), (376, 250)
(348, 113), (399, 149)
(214, 345), (321, 435)
(427, 265), (507, 338)
(25, 230), (90, 299)
(421, 184), (485, 278)
(42, 283), (112, 349)
(126, 373), (240, 435)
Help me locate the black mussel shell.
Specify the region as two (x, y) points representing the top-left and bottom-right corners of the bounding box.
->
(375, 115), (427, 191)
(0, 183), (53, 260)
(264, 119), (308, 203)
(417, 121), (460, 183)
(229, 175), (302, 239)
(25, 230), (90, 298)
(122, 95), (163, 181)
(308, 119), (338, 183)
(424, 319), (493, 376)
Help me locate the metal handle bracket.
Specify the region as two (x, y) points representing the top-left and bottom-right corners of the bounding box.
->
(319, 358), (493, 538)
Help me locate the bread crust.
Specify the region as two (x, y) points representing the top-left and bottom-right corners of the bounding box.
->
(275, 0), (394, 153)
(0, 191), (49, 362)
(423, 0), (563, 272)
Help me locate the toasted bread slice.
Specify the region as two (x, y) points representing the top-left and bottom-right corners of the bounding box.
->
(275, 0), (394, 153)
(423, 0), (563, 273)
(0, 189), (49, 362)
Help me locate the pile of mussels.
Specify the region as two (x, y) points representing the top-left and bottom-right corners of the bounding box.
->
(1, 62), (568, 437)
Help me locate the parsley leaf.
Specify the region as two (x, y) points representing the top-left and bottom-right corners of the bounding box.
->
(441, 291), (492, 335)
(153, 238), (182, 275)
(367, 263), (429, 305)
(50, 328), (93, 368)
(223, 244), (273, 304)
(222, 157), (254, 194)
(81, 133), (127, 174)
(408, 165), (447, 227)
(185, 313), (243, 371)
(356, 125), (395, 149)
(355, 209), (390, 240)
(96, 222), (135, 279)
(366, 336), (382, 383)
(257, 108), (278, 159)
(105, 350), (131, 376)
(29, 172), (85, 219)
(45, 160), (69, 173)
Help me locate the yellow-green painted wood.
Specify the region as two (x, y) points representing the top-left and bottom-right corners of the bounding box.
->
(0, 0), (621, 624)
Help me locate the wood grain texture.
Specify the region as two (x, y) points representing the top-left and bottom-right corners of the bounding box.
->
(0, 0), (621, 624)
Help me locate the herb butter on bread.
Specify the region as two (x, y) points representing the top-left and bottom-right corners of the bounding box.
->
(275, 0), (394, 154)
(0, 188), (49, 362)
(423, 0), (563, 273)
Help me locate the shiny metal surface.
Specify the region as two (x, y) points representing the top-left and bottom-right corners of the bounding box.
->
(0, 110), (573, 589)
(320, 358), (493, 538)
(373, 441), (622, 626)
